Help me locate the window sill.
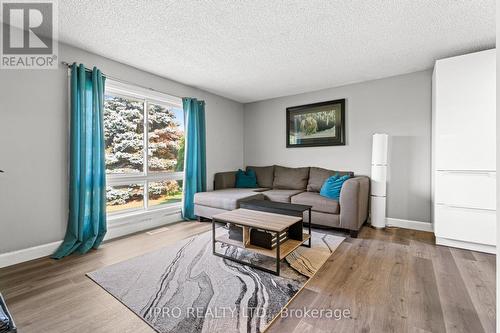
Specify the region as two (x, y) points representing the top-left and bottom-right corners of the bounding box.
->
(108, 204), (182, 227)
(103, 204), (183, 242)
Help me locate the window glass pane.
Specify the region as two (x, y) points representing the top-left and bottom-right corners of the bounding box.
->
(148, 180), (183, 207)
(148, 103), (185, 172)
(104, 94), (144, 174)
(106, 184), (144, 213)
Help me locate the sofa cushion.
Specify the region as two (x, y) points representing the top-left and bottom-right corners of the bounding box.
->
(194, 189), (264, 210)
(273, 166), (310, 190)
(214, 171), (237, 190)
(235, 169), (257, 188)
(246, 165), (274, 188)
(291, 191), (339, 214)
(262, 189), (304, 203)
(307, 167), (354, 192)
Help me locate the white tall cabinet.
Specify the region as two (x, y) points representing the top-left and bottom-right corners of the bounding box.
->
(432, 49), (496, 254)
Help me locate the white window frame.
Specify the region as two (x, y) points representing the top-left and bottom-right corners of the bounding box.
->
(104, 79), (184, 219)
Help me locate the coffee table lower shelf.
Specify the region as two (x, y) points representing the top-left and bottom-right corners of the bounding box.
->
(215, 232), (310, 260)
(212, 223), (310, 276)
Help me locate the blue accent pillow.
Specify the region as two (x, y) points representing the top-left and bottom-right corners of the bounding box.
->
(320, 174), (351, 200)
(235, 169), (258, 188)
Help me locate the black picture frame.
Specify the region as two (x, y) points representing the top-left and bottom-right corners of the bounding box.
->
(286, 99), (346, 148)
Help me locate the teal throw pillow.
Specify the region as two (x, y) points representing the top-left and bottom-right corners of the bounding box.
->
(319, 174), (351, 200)
(235, 169), (258, 188)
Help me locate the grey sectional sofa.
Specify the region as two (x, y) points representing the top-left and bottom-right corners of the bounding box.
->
(194, 165), (370, 237)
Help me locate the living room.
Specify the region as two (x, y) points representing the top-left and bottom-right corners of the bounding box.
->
(0, 1), (497, 333)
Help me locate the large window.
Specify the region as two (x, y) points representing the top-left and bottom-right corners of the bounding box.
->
(104, 80), (184, 216)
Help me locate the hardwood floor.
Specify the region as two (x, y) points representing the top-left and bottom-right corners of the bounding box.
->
(0, 223), (495, 333)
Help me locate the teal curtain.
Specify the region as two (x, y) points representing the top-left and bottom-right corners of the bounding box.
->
(182, 98), (206, 220)
(52, 64), (107, 259)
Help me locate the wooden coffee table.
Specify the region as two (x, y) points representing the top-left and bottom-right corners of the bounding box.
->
(212, 208), (311, 275)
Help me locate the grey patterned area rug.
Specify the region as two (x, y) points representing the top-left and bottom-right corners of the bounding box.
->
(87, 228), (344, 333)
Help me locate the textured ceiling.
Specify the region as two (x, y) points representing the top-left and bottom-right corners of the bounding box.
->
(57, 0), (495, 103)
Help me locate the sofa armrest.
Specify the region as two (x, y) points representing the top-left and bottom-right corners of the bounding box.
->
(214, 171), (237, 190)
(339, 176), (370, 231)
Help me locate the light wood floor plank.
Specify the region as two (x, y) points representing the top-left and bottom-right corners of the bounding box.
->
(381, 244), (410, 333)
(451, 248), (496, 333)
(407, 256), (446, 332)
(432, 246), (486, 333)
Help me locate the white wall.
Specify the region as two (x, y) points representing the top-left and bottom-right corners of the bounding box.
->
(244, 70), (432, 223)
(0, 43), (244, 254)
(0, 43), (435, 256)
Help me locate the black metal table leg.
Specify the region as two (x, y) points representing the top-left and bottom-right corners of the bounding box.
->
(300, 208), (312, 248)
(276, 230), (280, 276)
(212, 218), (216, 254)
(308, 208), (312, 247)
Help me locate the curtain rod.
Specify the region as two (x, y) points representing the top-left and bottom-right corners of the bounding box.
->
(60, 61), (184, 100)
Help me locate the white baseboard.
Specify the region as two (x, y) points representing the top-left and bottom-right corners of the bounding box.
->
(436, 237), (496, 254)
(385, 218), (433, 232)
(0, 240), (63, 268)
(0, 210), (183, 269)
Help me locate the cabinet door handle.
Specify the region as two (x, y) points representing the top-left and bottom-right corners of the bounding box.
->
(436, 203), (496, 212)
(438, 170), (495, 176)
